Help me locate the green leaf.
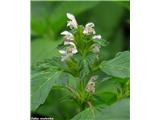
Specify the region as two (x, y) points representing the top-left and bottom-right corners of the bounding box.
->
(96, 78), (122, 95)
(80, 59), (90, 78)
(93, 93), (117, 106)
(92, 78), (121, 105)
(31, 39), (61, 65)
(100, 51), (130, 78)
(93, 39), (107, 47)
(31, 70), (63, 111)
(34, 88), (80, 119)
(71, 98), (130, 120)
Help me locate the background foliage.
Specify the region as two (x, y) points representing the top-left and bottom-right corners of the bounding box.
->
(31, 1), (130, 120)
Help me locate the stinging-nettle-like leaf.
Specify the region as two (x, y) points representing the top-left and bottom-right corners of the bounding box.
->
(71, 98), (130, 120)
(100, 51), (130, 78)
(31, 68), (79, 111)
(31, 70), (63, 111)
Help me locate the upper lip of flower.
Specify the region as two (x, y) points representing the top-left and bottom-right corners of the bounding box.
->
(59, 49), (66, 55)
(83, 22), (96, 35)
(92, 35), (102, 40)
(61, 31), (74, 41)
(66, 13), (78, 29)
(86, 22), (95, 28)
(60, 31), (76, 46)
(61, 31), (74, 38)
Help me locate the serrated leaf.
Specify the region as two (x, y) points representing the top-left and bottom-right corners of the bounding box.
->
(100, 51), (130, 78)
(31, 70), (63, 111)
(71, 98), (130, 120)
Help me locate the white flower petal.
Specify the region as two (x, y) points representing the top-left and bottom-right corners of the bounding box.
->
(61, 31), (74, 41)
(66, 13), (78, 29)
(59, 49), (66, 55)
(90, 75), (98, 82)
(67, 21), (72, 27)
(66, 13), (75, 20)
(66, 45), (78, 54)
(83, 22), (96, 35)
(85, 76), (97, 93)
(61, 31), (72, 36)
(92, 35), (102, 40)
(64, 41), (75, 47)
(86, 22), (95, 28)
(67, 21), (77, 29)
(71, 48), (78, 54)
(83, 27), (96, 35)
(83, 29), (88, 34)
(92, 44), (101, 53)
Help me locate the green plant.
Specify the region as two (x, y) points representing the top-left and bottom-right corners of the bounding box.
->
(31, 13), (130, 120)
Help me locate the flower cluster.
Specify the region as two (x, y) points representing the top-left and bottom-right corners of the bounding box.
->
(59, 13), (103, 62)
(85, 75), (98, 93)
(59, 30), (78, 62)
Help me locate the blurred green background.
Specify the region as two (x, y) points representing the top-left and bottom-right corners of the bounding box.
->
(31, 1), (130, 119)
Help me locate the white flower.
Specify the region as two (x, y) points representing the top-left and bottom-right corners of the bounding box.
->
(85, 75), (98, 93)
(59, 49), (71, 62)
(66, 47), (78, 54)
(64, 41), (75, 46)
(83, 22), (96, 35)
(92, 35), (101, 40)
(61, 31), (74, 41)
(90, 75), (98, 81)
(59, 46), (78, 62)
(66, 13), (78, 29)
(59, 49), (66, 55)
(59, 49), (67, 62)
(61, 31), (77, 52)
(61, 31), (75, 45)
(60, 29), (78, 62)
(86, 81), (95, 93)
(72, 48), (78, 54)
(92, 44), (101, 53)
